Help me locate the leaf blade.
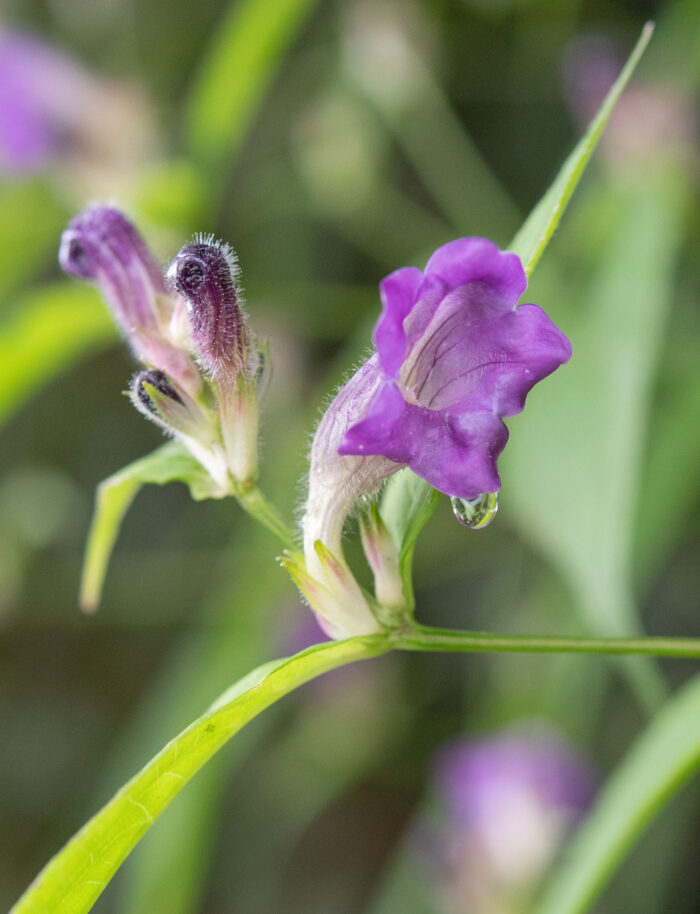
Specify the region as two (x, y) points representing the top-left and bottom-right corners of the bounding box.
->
(534, 671), (700, 914)
(9, 636), (390, 914)
(510, 23), (654, 274)
(80, 441), (218, 611)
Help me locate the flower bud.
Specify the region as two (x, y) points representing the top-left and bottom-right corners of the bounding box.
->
(130, 369), (229, 492)
(168, 238), (260, 485)
(359, 502), (405, 616)
(60, 206), (167, 334)
(167, 239), (250, 381)
(59, 206), (201, 393)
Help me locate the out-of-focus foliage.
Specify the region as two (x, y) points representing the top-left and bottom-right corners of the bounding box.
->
(1, 1), (699, 913)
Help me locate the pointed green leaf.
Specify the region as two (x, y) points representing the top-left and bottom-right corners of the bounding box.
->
(535, 671), (700, 914)
(510, 23), (654, 274)
(80, 441), (221, 612)
(9, 635), (390, 914)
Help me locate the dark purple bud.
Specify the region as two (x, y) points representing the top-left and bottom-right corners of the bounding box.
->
(167, 239), (247, 378)
(59, 206), (167, 335)
(133, 369), (183, 415)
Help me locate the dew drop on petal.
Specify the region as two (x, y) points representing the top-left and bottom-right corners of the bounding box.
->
(451, 491), (498, 529)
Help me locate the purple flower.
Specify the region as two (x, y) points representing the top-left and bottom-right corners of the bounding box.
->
(338, 238), (572, 499)
(299, 238), (570, 639)
(0, 30), (91, 172)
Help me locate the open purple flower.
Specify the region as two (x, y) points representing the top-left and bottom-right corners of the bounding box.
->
(338, 238), (572, 499)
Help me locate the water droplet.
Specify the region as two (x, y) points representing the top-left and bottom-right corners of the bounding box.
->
(451, 491), (498, 529)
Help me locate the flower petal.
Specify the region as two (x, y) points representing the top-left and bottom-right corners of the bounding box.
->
(425, 237), (527, 304)
(374, 266), (424, 377)
(409, 300), (572, 413)
(398, 405), (508, 499)
(338, 380), (407, 460)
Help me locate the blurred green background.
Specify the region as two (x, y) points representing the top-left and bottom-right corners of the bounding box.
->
(0, 0), (699, 912)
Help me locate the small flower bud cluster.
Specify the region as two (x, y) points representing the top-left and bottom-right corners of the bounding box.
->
(60, 206), (262, 492)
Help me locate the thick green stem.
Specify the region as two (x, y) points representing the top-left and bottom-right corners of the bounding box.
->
(394, 624), (700, 658)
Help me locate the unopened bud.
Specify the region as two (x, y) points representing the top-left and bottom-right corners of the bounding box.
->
(359, 502), (405, 616)
(59, 206), (201, 394)
(130, 369), (228, 492)
(167, 239), (249, 380)
(60, 206), (167, 335)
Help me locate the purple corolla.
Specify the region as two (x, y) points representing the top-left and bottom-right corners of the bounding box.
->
(299, 238), (570, 638)
(339, 238), (571, 499)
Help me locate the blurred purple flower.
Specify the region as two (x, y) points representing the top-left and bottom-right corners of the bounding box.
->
(0, 29), (93, 172)
(338, 238), (571, 499)
(420, 723), (595, 910)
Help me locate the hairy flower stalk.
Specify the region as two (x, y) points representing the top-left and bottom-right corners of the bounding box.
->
(300, 237), (571, 639)
(168, 240), (260, 487)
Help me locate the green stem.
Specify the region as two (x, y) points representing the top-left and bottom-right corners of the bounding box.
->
(394, 624), (700, 658)
(233, 483), (297, 550)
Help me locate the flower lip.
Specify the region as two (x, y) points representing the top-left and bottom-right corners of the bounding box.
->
(338, 237), (572, 500)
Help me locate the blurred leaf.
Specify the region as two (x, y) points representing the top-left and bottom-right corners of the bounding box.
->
(9, 635), (390, 914)
(80, 441), (221, 612)
(634, 365), (700, 581)
(376, 27), (653, 623)
(535, 671), (700, 914)
(503, 174), (685, 708)
(510, 23), (654, 276)
(186, 0), (318, 167)
(0, 182), (68, 303)
(343, 20), (517, 238)
(0, 283), (115, 428)
(380, 469), (440, 612)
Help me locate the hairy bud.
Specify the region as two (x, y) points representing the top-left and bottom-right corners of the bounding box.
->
(130, 369), (228, 491)
(167, 239), (248, 380)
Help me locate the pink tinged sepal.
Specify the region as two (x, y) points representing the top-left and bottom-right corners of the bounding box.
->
(359, 502), (405, 616)
(282, 544), (382, 640)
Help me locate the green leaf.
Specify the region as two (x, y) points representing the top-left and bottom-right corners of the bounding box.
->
(0, 283), (116, 429)
(0, 181), (68, 302)
(534, 671), (700, 914)
(376, 26), (653, 616)
(510, 22), (654, 276)
(9, 635), (391, 914)
(379, 469), (440, 612)
(80, 441), (221, 612)
(503, 174), (685, 709)
(186, 0), (318, 167)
